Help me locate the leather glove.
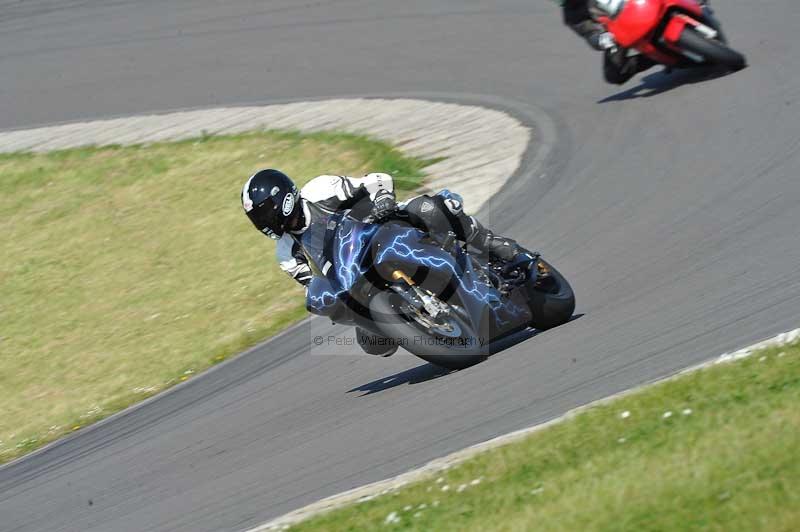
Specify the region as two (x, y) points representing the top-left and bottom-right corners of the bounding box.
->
(588, 31), (616, 51)
(371, 189), (398, 221)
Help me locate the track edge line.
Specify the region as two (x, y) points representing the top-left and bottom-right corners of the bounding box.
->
(247, 326), (800, 531)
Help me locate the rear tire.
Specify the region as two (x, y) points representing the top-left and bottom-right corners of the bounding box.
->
(677, 27), (746, 70)
(369, 292), (487, 370)
(526, 259), (576, 330)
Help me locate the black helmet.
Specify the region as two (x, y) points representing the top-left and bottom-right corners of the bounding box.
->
(241, 169), (300, 239)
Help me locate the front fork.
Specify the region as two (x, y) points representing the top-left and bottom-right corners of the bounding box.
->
(390, 269), (451, 319)
(661, 13), (719, 63)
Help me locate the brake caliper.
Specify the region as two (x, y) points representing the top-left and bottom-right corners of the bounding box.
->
(391, 269), (450, 319)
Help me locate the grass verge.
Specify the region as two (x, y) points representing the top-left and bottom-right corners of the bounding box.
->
(0, 130), (431, 464)
(289, 341), (800, 531)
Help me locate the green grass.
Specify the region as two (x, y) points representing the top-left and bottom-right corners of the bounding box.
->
(0, 130), (431, 464)
(292, 342), (800, 531)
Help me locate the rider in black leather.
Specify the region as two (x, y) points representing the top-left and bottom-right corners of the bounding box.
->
(562, 0), (713, 85)
(242, 168), (535, 356)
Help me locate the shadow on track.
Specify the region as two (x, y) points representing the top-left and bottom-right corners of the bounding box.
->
(487, 313), (584, 358)
(348, 315), (585, 397)
(598, 66), (739, 103)
(348, 330), (541, 397)
(348, 362), (454, 396)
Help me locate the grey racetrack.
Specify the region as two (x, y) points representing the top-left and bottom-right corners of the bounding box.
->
(2, 1), (800, 531)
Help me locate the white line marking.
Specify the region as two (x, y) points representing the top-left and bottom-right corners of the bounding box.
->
(249, 327), (800, 531)
(0, 98), (530, 213)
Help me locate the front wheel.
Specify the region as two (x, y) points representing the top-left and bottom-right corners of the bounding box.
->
(368, 291), (487, 370)
(677, 27), (746, 70)
(525, 259), (575, 330)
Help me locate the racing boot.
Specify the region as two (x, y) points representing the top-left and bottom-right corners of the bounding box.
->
(356, 327), (398, 357)
(604, 47), (658, 85)
(467, 221), (535, 265)
(416, 192), (535, 266)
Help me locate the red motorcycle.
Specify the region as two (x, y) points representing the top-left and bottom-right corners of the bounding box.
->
(594, 0), (746, 70)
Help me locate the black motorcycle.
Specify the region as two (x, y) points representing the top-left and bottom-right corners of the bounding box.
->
(302, 202), (575, 370)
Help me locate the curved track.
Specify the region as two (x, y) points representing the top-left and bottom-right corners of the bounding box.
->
(2, 1), (800, 531)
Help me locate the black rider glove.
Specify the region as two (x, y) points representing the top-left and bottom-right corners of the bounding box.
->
(371, 189), (398, 221)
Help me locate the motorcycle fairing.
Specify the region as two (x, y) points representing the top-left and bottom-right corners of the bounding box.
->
(600, 0), (705, 63)
(302, 210), (378, 320)
(368, 223), (532, 339)
(303, 211), (532, 341)
(603, 0), (664, 48)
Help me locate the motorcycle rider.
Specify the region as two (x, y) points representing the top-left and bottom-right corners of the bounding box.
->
(563, 0), (714, 85)
(242, 168), (535, 356)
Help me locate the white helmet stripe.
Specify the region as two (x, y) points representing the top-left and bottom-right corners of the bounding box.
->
(242, 173), (256, 212)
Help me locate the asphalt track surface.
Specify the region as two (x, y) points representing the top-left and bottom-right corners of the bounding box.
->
(2, 1), (800, 531)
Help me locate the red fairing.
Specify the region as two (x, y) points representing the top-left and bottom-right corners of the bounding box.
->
(661, 0), (705, 44)
(662, 13), (693, 43)
(605, 0), (664, 48)
(604, 0), (705, 49)
(663, 0), (704, 17)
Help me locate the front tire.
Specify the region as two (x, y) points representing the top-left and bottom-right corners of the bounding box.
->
(677, 27), (746, 70)
(368, 292), (487, 370)
(526, 259), (575, 330)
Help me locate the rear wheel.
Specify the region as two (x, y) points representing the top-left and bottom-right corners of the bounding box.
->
(677, 27), (746, 70)
(526, 259), (575, 330)
(369, 291), (487, 370)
